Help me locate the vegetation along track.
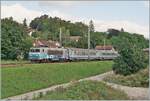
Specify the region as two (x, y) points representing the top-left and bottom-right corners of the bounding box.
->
(1, 60), (110, 67)
(1, 62), (32, 67)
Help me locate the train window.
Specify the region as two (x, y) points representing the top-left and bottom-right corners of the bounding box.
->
(35, 49), (40, 52)
(90, 51), (96, 55)
(30, 49), (40, 52)
(48, 50), (63, 55)
(102, 52), (116, 55)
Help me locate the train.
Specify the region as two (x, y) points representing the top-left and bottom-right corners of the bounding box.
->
(28, 47), (119, 62)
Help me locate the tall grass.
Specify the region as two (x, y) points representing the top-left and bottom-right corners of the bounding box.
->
(104, 68), (149, 87)
(36, 81), (128, 100)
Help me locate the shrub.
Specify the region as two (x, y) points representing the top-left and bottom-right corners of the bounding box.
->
(113, 41), (147, 76)
(104, 68), (149, 87)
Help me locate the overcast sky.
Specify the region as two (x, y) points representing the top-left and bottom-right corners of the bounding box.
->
(1, 1), (149, 38)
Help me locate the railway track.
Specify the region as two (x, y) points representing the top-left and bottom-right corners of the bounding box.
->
(1, 62), (32, 67)
(1, 61), (74, 67)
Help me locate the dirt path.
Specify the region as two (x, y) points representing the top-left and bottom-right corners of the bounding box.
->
(104, 82), (149, 100)
(80, 71), (149, 100)
(4, 71), (149, 100)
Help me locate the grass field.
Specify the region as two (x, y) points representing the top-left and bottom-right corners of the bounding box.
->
(104, 68), (149, 87)
(1, 61), (113, 98)
(36, 81), (128, 100)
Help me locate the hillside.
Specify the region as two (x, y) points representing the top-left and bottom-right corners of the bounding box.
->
(1, 16), (149, 60)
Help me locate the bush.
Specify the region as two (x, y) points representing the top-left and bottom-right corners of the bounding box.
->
(112, 41), (147, 76)
(104, 68), (149, 87)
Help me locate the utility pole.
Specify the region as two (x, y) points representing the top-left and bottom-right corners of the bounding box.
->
(88, 26), (90, 60)
(104, 38), (106, 52)
(59, 28), (62, 47)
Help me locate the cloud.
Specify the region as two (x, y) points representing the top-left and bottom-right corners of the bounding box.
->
(143, 1), (149, 8)
(38, 1), (77, 6)
(1, 3), (72, 25)
(93, 20), (149, 39)
(1, 4), (42, 24)
(1, 4), (149, 38)
(39, 0), (95, 6)
(38, 1), (99, 7)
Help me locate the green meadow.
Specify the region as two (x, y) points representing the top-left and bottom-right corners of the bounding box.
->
(2, 61), (113, 98)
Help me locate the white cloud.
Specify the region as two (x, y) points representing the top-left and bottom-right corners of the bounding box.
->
(39, 1), (76, 6)
(93, 20), (149, 39)
(38, 1), (97, 6)
(143, 1), (149, 8)
(1, 4), (149, 39)
(1, 4), (42, 24)
(1, 3), (73, 25)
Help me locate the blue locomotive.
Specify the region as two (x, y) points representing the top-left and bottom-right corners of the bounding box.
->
(29, 47), (119, 62)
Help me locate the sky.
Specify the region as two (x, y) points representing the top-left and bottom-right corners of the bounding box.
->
(1, 0), (149, 38)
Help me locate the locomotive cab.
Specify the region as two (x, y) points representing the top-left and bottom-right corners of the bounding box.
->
(29, 47), (48, 62)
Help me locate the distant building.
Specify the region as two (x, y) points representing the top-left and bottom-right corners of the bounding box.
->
(69, 36), (81, 42)
(33, 39), (60, 48)
(26, 27), (36, 36)
(143, 48), (149, 54)
(95, 45), (115, 51)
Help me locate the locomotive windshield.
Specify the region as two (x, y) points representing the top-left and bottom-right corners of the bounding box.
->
(30, 49), (40, 52)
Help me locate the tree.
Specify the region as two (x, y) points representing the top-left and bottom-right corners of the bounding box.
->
(1, 17), (32, 60)
(23, 18), (27, 27)
(111, 32), (149, 50)
(107, 28), (120, 38)
(121, 28), (124, 32)
(76, 36), (88, 49)
(90, 32), (111, 49)
(89, 20), (95, 32)
(112, 37), (148, 76)
(22, 37), (33, 59)
(30, 15), (88, 37)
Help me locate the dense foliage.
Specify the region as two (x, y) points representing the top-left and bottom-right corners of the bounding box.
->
(30, 14), (88, 39)
(30, 15), (148, 48)
(112, 32), (148, 75)
(1, 17), (33, 60)
(111, 32), (149, 50)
